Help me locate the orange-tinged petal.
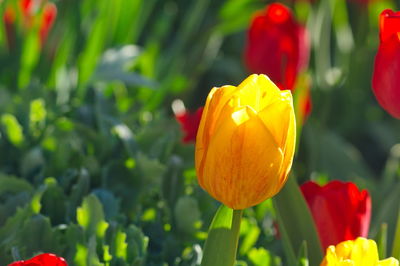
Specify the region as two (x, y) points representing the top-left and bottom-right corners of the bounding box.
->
(195, 85), (236, 178)
(195, 74), (296, 209)
(201, 105), (283, 209)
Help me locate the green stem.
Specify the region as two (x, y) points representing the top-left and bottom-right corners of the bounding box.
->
(231, 209), (243, 258)
(201, 205), (243, 266)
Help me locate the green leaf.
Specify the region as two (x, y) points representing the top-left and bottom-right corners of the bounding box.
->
(40, 178), (67, 225)
(93, 45), (155, 87)
(297, 241), (309, 266)
(217, 0), (263, 34)
(18, 31), (40, 88)
(239, 218), (260, 256)
(92, 189), (120, 220)
(1, 114), (24, 147)
(201, 205), (243, 266)
(248, 247), (281, 266)
(391, 208), (400, 260)
(0, 174), (33, 195)
(376, 223), (388, 259)
(304, 126), (374, 182)
(20, 147), (45, 179)
(77, 194), (109, 239)
(15, 214), (61, 256)
(126, 224), (148, 264)
(371, 182), (400, 253)
(162, 156), (184, 209)
(174, 196), (201, 235)
(136, 152), (166, 186)
(29, 98), (46, 137)
(273, 177), (323, 266)
(75, 236), (103, 266)
(68, 170), (90, 220)
(248, 247), (271, 266)
(77, 1), (112, 98)
(0, 207), (33, 248)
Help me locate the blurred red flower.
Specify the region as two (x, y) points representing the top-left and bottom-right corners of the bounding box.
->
(2, 0), (57, 48)
(372, 9), (400, 119)
(8, 253), (67, 266)
(299, 87), (312, 122)
(244, 3), (310, 91)
(39, 3), (57, 44)
(300, 180), (371, 250)
(175, 106), (203, 143)
(3, 7), (16, 49)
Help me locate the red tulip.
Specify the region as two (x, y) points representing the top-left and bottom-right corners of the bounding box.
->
(20, 0), (34, 16)
(372, 9), (400, 119)
(299, 88), (312, 122)
(2, 0), (57, 49)
(300, 180), (371, 250)
(174, 102), (203, 143)
(8, 253), (68, 266)
(39, 3), (57, 44)
(19, 0), (34, 28)
(3, 7), (16, 49)
(244, 3), (310, 91)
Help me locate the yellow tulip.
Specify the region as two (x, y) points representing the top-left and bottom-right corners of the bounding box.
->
(195, 74), (296, 209)
(321, 237), (399, 266)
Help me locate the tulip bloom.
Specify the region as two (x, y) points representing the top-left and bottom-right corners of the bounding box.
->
(244, 3), (310, 91)
(8, 253), (68, 266)
(2, 0), (57, 49)
(195, 74), (296, 209)
(321, 237), (399, 266)
(39, 3), (57, 44)
(300, 181), (371, 250)
(372, 9), (400, 119)
(3, 7), (16, 49)
(175, 106), (204, 143)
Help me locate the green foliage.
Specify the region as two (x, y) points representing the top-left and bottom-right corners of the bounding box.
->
(0, 0), (399, 264)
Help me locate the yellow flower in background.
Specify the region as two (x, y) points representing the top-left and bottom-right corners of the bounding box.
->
(195, 74), (296, 209)
(321, 237), (399, 266)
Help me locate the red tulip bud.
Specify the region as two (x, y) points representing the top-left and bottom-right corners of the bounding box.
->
(8, 253), (68, 266)
(372, 9), (400, 119)
(3, 7), (16, 49)
(39, 3), (57, 44)
(300, 180), (371, 250)
(244, 3), (310, 91)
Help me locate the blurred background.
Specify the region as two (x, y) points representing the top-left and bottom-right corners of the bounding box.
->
(0, 0), (399, 265)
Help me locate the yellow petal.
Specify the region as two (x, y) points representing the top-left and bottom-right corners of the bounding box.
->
(320, 238), (399, 266)
(201, 105), (284, 209)
(195, 85), (236, 182)
(377, 258), (400, 266)
(235, 74), (282, 112)
(349, 238), (378, 266)
(336, 240), (355, 260)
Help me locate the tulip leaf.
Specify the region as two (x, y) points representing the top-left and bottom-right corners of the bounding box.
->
(297, 241), (309, 266)
(273, 176), (323, 266)
(376, 223), (388, 259)
(371, 182), (400, 254)
(274, 201), (297, 266)
(201, 205), (243, 266)
(391, 208), (400, 260)
(77, 194), (109, 239)
(247, 247), (281, 266)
